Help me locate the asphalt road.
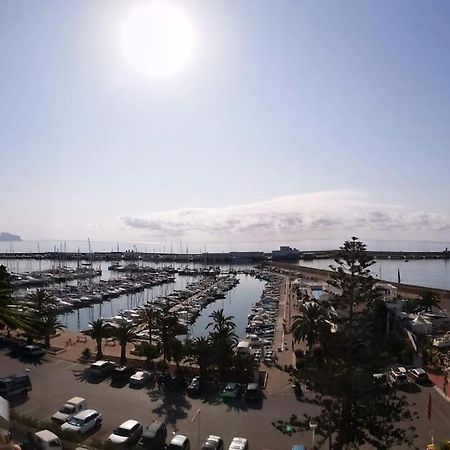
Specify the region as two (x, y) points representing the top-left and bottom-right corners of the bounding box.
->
(0, 351), (313, 450)
(1, 350), (450, 449)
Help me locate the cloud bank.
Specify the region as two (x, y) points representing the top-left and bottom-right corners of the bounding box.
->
(121, 191), (450, 241)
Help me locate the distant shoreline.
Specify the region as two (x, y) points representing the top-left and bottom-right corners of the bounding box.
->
(0, 232), (22, 242)
(0, 248), (449, 262)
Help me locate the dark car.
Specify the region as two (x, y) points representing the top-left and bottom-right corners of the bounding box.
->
(137, 421), (167, 450)
(0, 373), (32, 399)
(22, 345), (46, 359)
(111, 366), (136, 385)
(187, 377), (201, 397)
(244, 383), (261, 401)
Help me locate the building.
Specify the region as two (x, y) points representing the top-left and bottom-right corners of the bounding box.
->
(271, 246), (301, 262)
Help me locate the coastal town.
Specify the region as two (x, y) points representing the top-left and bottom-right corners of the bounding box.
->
(1, 240), (450, 450)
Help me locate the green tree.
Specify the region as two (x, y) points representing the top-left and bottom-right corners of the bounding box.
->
(0, 265), (30, 331)
(37, 312), (66, 348)
(27, 289), (58, 315)
(206, 309), (238, 379)
(278, 238), (417, 449)
(112, 320), (139, 366)
(136, 305), (161, 347)
(186, 337), (212, 379)
(88, 319), (112, 360)
(159, 309), (185, 364)
(291, 303), (332, 350)
(138, 342), (161, 366)
(232, 353), (256, 383)
(416, 289), (440, 312)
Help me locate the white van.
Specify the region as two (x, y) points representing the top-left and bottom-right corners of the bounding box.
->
(168, 434), (190, 450)
(32, 430), (62, 450)
(52, 397), (87, 423)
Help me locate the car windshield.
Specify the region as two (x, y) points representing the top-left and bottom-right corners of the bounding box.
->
(60, 405), (75, 414)
(114, 427), (132, 437)
(67, 417), (84, 427)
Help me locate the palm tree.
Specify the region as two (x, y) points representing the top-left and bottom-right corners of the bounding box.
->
(111, 320), (139, 366)
(0, 265), (30, 332)
(38, 312), (66, 348)
(206, 309), (236, 334)
(136, 305), (161, 346)
(232, 353), (256, 383)
(291, 303), (331, 350)
(416, 289), (441, 312)
(27, 289), (57, 315)
(159, 309), (183, 364)
(170, 338), (185, 372)
(137, 342), (161, 366)
(88, 319), (112, 360)
(186, 337), (212, 379)
(207, 309), (238, 378)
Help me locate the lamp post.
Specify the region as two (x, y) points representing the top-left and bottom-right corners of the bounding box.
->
(309, 421), (318, 448)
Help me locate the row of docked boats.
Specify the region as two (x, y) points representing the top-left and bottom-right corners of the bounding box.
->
(99, 275), (240, 340)
(245, 271), (282, 346)
(9, 266), (102, 289)
(12, 270), (176, 314)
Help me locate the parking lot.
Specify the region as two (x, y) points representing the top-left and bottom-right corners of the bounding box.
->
(0, 350), (310, 449)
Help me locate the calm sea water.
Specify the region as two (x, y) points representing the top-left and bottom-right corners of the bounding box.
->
(2, 251), (449, 336)
(299, 258), (450, 291)
(0, 259), (264, 337)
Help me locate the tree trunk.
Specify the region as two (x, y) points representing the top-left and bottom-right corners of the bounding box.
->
(45, 333), (51, 349)
(120, 342), (127, 366)
(96, 337), (103, 360)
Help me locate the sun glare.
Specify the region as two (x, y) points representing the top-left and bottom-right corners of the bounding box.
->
(118, 3), (196, 78)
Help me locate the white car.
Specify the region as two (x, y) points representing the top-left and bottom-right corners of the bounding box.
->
(129, 371), (152, 388)
(108, 420), (143, 445)
(61, 409), (102, 435)
(228, 437), (248, 450)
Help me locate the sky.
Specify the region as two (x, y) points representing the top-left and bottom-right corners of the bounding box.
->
(1, 0), (450, 251)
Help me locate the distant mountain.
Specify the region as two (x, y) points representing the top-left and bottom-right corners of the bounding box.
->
(0, 232), (22, 242)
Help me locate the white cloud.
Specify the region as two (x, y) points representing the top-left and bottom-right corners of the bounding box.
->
(120, 190), (450, 242)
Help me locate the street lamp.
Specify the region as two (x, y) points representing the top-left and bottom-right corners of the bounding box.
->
(309, 421), (318, 448)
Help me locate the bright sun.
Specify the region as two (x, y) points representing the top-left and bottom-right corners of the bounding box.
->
(118, 3), (196, 78)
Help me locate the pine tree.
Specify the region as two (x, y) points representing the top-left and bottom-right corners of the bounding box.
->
(279, 238), (417, 449)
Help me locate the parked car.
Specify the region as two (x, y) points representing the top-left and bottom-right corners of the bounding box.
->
(168, 434), (190, 450)
(228, 437), (248, 450)
(137, 421), (167, 450)
(0, 373), (32, 399)
(222, 383), (239, 399)
(22, 345), (46, 358)
(31, 430), (62, 450)
(187, 377), (201, 396)
(244, 383), (261, 401)
(291, 446), (307, 450)
(89, 360), (117, 379)
(61, 409), (102, 435)
(108, 419), (143, 445)
(201, 435), (224, 450)
(52, 397), (87, 424)
(408, 368), (429, 384)
(111, 366), (136, 384)
(129, 370), (152, 388)
(387, 367), (409, 387)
